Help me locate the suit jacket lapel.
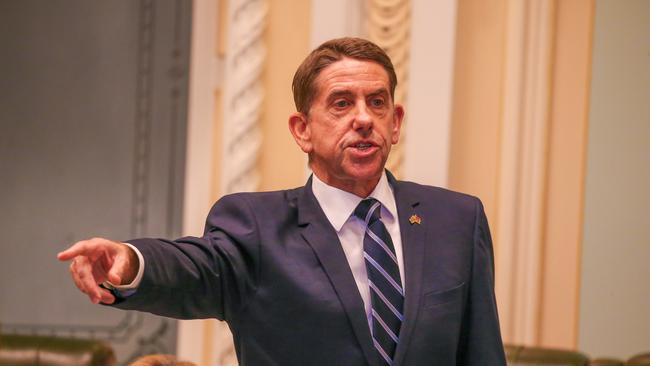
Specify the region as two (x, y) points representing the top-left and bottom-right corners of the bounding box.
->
(297, 178), (377, 366)
(387, 172), (426, 366)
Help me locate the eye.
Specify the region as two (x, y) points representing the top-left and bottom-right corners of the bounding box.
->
(370, 97), (385, 107)
(333, 99), (350, 108)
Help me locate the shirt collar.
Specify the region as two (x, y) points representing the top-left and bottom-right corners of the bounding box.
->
(311, 171), (397, 232)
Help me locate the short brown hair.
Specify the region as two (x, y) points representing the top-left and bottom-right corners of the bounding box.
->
(292, 37), (397, 114)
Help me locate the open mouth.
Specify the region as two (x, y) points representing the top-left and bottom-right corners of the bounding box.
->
(354, 143), (373, 150)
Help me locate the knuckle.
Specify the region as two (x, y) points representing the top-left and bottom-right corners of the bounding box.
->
(74, 280), (85, 292)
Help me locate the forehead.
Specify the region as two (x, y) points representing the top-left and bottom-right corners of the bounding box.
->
(313, 58), (390, 98)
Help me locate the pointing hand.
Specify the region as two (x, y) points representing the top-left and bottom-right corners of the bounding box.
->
(57, 238), (138, 304)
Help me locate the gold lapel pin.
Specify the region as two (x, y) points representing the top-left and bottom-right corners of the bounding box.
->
(409, 214), (422, 225)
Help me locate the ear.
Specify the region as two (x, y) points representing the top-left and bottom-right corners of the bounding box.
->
(390, 104), (405, 145)
(288, 112), (313, 153)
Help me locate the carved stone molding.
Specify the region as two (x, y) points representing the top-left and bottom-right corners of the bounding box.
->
(366, 0), (411, 178)
(211, 1), (268, 364)
(220, 0), (268, 194)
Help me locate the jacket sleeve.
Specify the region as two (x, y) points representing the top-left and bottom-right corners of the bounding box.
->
(459, 198), (507, 365)
(112, 193), (261, 322)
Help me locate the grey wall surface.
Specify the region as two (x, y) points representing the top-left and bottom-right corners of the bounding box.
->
(0, 0), (191, 364)
(579, 0), (650, 359)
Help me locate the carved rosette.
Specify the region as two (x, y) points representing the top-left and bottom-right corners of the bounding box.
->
(221, 0), (268, 194)
(366, 0), (411, 178)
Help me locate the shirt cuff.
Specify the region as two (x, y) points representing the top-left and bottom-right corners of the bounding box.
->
(102, 242), (145, 296)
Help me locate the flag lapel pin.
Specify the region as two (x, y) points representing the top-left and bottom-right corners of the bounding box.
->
(409, 214), (422, 225)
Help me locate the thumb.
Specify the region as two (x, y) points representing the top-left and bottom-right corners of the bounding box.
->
(105, 244), (138, 286)
(107, 270), (122, 286)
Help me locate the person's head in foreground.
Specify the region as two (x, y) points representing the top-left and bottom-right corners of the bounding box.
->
(129, 354), (197, 366)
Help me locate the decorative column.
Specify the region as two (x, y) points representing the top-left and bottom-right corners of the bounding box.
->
(220, 0), (268, 194)
(189, 0), (268, 366)
(366, 0), (411, 178)
(495, 0), (555, 345)
(212, 0), (268, 365)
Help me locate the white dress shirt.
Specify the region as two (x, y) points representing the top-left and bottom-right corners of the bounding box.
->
(311, 172), (404, 327)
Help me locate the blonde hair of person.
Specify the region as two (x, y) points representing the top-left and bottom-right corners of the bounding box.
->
(129, 354), (197, 366)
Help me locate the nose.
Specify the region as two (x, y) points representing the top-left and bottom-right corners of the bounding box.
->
(352, 102), (373, 132)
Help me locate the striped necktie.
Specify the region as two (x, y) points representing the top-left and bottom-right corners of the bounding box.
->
(354, 198), (404, 366)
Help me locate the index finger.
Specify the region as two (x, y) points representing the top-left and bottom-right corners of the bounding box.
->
(57, 240), (95, 261)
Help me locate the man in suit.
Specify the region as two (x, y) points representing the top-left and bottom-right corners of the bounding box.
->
(58, 37), (505, 365)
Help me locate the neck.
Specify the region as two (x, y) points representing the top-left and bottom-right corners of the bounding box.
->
(312, 170), (381, 198)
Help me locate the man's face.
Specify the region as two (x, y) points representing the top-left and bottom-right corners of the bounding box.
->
(290, 57), (404, 196)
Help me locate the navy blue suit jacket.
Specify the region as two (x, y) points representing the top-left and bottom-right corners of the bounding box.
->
(116, 173), (506, 365)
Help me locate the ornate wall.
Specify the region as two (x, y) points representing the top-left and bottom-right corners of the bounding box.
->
(183, 0), (605, 363)
(0, 1), (192, 364)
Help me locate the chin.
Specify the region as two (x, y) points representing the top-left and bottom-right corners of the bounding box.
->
(343, 164), (384, 182)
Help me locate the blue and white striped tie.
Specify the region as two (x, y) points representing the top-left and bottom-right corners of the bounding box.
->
(355, 198), (403, 366)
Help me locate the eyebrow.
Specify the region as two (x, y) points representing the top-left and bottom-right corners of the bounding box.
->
(326, 90), (354, 103)
(367, 88), (389, 98)
(325, 87), (389, 103)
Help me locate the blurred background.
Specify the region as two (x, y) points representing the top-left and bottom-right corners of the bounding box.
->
(0, 0), (648, 365)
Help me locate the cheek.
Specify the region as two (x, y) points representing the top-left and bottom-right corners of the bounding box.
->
(312, 135), (336, 154)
